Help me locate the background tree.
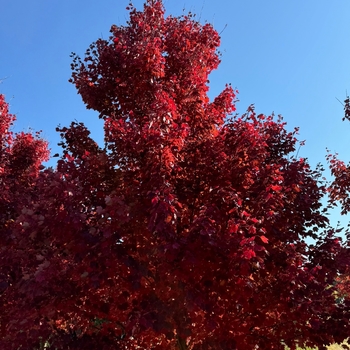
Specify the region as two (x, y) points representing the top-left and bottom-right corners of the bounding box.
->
(1, 1), (350, 349)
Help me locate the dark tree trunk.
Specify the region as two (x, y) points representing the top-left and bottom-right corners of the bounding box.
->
(176, 335), (188, 350)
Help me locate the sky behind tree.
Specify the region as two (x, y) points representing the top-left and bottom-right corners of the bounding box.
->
(1, 0), (350, 227)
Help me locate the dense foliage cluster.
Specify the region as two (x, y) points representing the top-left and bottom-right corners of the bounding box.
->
(1, 1), (350, 349)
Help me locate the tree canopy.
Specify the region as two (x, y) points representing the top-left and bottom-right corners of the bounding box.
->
(1, 1), (350, 349)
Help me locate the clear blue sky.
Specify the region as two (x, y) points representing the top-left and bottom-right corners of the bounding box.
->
(1, 0), (350, 227)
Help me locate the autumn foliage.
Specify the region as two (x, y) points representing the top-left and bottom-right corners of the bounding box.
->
(1, 1), (350, 349)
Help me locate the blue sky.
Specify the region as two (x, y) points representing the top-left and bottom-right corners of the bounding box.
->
(1, 0), (350, 227)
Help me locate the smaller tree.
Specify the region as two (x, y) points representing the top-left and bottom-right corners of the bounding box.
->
(0, 93), (50, 342)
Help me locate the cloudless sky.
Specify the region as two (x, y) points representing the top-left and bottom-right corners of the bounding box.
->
(1, 0), (350, 227)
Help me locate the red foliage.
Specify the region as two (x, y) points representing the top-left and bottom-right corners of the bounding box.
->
(1, 1), (350, 349)
(335, 272), (350, 302)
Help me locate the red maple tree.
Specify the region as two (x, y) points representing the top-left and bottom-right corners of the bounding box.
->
(1, 1), (350, 349)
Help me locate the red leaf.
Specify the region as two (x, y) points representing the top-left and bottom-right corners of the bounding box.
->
(243, 249), (256, 260)
(228, 222), (239, 234)
(270, 185), (282, 191)
(151, 197), (159, 205)
(241, 210), (250, 218)
(248, 225), (256, 234)
(259, 235), (269, 244)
